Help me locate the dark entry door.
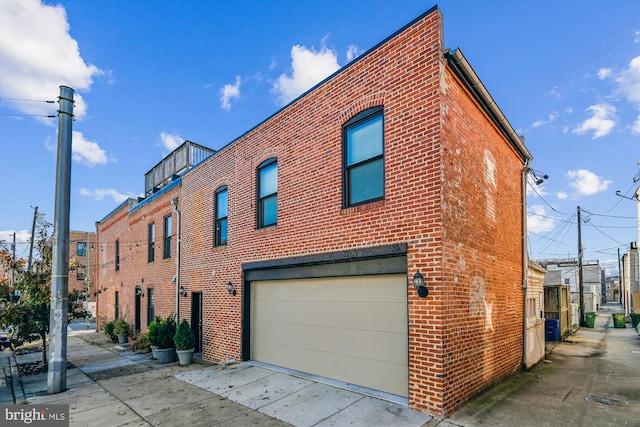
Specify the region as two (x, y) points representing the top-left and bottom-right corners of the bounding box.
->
(147, 288), (155, 326)
(191, 292), (203, 352)
(134, 292), (141, 333)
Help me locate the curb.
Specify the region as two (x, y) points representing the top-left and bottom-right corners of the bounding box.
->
(9, 351), (26, 404)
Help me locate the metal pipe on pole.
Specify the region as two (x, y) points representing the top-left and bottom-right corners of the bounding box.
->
(48, 85), (74, 394)
(171, 197), (181, 322)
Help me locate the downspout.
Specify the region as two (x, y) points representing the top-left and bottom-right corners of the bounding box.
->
(171, 197), (181, 322)
(521, 160), (531, 370)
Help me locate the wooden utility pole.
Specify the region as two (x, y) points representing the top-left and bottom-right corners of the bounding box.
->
(28, 206), (38, 272)
(577, 206), (585, 327)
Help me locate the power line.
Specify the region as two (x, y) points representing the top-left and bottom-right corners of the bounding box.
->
(0, 97), (55, 103)
(0, 113), (56, 118)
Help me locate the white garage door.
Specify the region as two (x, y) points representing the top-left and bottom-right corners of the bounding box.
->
(251, 274), (408, 397)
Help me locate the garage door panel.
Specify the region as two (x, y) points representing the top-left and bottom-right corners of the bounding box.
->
(251, 274), (408, 397)
(252, 300), (406, 333)
(253, 276), (406, 303)
(252, 320), (407, 362)
(253, 339), (408, 397)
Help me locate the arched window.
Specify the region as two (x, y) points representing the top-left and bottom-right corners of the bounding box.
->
(343, 106), (384, 207)
(214, 185), (228, 246)
(257, 158), (278, 228)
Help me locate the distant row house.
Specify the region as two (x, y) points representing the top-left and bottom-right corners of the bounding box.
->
(69, 230), (97, 316)
(94, 7), (534, 417)
(537, 258), (604, 325)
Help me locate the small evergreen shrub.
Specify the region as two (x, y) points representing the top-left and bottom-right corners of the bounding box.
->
(174, 319), (195, 350)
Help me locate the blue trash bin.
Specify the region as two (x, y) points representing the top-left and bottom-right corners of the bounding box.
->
(545, 318), (560, 341)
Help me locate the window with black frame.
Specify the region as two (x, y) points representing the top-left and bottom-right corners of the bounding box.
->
(163, 214), (172, 259)
(115, 239), (120, 271)
(343, 106), (385, 207)
(215, 186), (228, 246)
(148, 222), (155, 263)
(257, 158), (277, 228)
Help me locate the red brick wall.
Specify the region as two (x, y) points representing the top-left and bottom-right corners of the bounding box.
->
(96, 187), (180, 332)
(437, 66), (524, 414)
(96, 8), (527, 417)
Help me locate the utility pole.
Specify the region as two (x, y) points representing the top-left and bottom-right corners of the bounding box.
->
(48, 86), (74, 394)
(28, 206), (38, 272)
(11, 232), (16, 287)
(618, 248), (622, 304)
(85, 232), (90, 330)
(577, 206), (585, 327)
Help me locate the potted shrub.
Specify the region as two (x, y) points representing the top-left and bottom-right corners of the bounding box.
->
(155, 314), (177, 363)
(113, 318), (130, 344)
(131, 333), (151, 354)
(174, 319), (196, 365)
(104, 320), (116, 342)
(147, 316), (162, 359)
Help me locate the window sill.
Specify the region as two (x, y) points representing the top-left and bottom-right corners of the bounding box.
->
(341, 200), (385, 215)
(255, 225), (278, 235)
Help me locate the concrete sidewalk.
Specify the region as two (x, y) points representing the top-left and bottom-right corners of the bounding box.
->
(2, 306), (638, 426)
(2, 331), (430, 426)
(435, 305), (640, 427)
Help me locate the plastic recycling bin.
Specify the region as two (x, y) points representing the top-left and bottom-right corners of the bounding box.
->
(585, 312), (596, 328)
(545, 318), (560, 341)
(612, 313), (626, 328)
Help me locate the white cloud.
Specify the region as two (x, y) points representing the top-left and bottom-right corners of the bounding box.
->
(550, 87), (562, 99)
(556, 191), (569, 200)
(79, 188), (135, 204)
(527, 205), (556, 234)
(44, 130), (109, 166)
(0, 230), (32, 245)
(160, 131), (183, 151)
(634, 30), (640, 44)
(566, 169), (612, 196)
(614, 56), (640, 104)
(220, 76), (241, 111)
(72, 131), (108, 166)
(346, 45), (363, 62)
(631, 112), (640, 135)
(531, 111), (559, 128)
(0, 0), (103, 122)
(597, 68), (612, 79)
(273, 44), (341, 105)
(573, 103), (617, 138)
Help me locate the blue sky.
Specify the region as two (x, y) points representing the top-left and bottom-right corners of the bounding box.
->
(0, 0), (638, 276)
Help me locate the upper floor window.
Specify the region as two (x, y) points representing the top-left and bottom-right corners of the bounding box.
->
(163, 214), (172, 259)
(148, 222), (155, 263)
(115, 239), (120, 271)
(215, 186), (228, 246)
(76, 264), (86, 281)
(257, 158), (277, 228)
(77, 242), (87, 257)
(343, 106), (384, 207)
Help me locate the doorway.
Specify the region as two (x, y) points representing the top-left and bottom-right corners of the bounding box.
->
(147, 288), (155, 325)
(134, 286), (142, 333)
(191, 292), (203, 353)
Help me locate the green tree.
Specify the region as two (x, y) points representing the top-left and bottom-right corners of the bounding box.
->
(0, 214), (88, 363)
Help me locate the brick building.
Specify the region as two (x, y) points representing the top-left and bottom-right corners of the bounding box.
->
(69, 230), (97, 307)
(96, 6), (533, 417)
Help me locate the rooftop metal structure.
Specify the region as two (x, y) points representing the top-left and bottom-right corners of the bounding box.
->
(144, 140), (214, 196)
